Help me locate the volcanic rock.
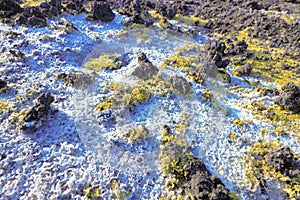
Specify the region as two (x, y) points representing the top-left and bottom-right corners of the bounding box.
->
(236, 63), (253, 76)
(0, 79), (8, 90)
(267, 146), (300, 178)
(170, 75), (192, 96)
(0, 0), (22, 18)
(28, 16), (47, 27)
(88, 1), (115, 22)
(19, 92), (54, 133)
(184, 158), (230, 200)
(132, 53), (159, 80)
(275, 82), (300, 113)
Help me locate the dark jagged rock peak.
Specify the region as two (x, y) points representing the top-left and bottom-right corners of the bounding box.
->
(132, 53), (159, 80)
(275, 82), (300, 113)
(88, 1), (115, 22)
(19, 92), (55, 134)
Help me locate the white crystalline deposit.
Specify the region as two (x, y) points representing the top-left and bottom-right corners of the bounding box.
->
(0, 11), (299, 200)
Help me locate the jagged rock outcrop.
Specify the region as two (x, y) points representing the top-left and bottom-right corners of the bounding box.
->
(132, 53), (159, 80)
(19, 92), (54, 134)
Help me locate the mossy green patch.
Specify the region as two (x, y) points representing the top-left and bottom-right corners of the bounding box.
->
(84, 186), (101, 199)
(231, 119), (244, 127)
(9, 109), (27, 123)
(95, 101), (112, 111)
(244, 140), (282, 191)
(243, 99), (300, 137)
(111, 180), (130, 200)
(116, 24), (152, 44)
(96, 82), (152, 112)
(124, 126), (149, 143)
(245, 140), (300, 198)
(0, 101), (11, 112)
(173, 14), (208, 25)
(162, 54), (205, 84)
(162, 55), (191, 71)
(159, 124), (195, 199)
(229, 132), (237, 140)
(148, 10), (163, 19)
(130, 86), (151, 107)
(85, 53), (122, 72)
(21, 0), (45, 7)
(230, 28), (300, 87)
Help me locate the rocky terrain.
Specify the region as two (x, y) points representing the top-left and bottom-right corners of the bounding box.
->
(0, 0), (299, 199)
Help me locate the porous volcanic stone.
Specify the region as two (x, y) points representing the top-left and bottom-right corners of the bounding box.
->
(184, 158), (230, 200)
(170, 75), (192, 96)
(132, 53), (159, 80)
(19, 92), (54, 133)
(0, 0), (22, 18)
(267, 146), (300, 178)
(275, 82), (300, 113)
(89, 1), (115, 22)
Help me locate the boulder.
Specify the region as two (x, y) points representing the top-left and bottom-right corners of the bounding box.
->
(89, 1), (115, 22)
(0, 79), (7, 90)
(204, 40), (230, 70)
(275, 82), (300, 113)
(236, 63), (253, 76)
(28, 16), (47, 27)
(205, 40), (226, 56)
(49, 0), (62, 11)
(170, 75), (193, 96)
(267, 146), (300, 178)
(132, 53), (159, 80)
(15, 13), (27, 25)
(156, 4), (176, 19)
(19, 92), (54, 133)
(184, 158), (230, 200)
(235, 40), (248, 54)
(0, 0), (22, 18)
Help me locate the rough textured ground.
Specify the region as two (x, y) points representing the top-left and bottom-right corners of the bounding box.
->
(0, 0), (300, 199)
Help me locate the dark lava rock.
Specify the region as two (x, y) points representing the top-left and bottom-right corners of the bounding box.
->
(204, 40), (230, 73)
(27, 6), (47, 19)
(266, 146), (300, 178)
(184, 158), (230, 200)
(88, 1), (115, 22)
(204, 40), (230, 69)
(236, 63), (253, 76)
(55, 72), (94, 87)
(212, 52), (223, 65)
(34, 92), (55, 106)
(275, 82), (300, 113)
(16, 6), (49, 27)
(281, 63), (292, 70)
(205, 40), (226, 56)
(0, 79), (8, 90)
(63, 0), (85, 14)
(49, 0), (62, 11)
(235, 40), (248, 54)
(28, 16), (47, 27)
(0, 0), (22, 18)
(132, 53), (159, 80)
(19, 92), (54, 133)
(156, 4), (176, 19)
(170, 75), (193, 96)
(15, 13), (27, 25)
(212, 52), (230, 69)
(123, 11), (154, 26)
